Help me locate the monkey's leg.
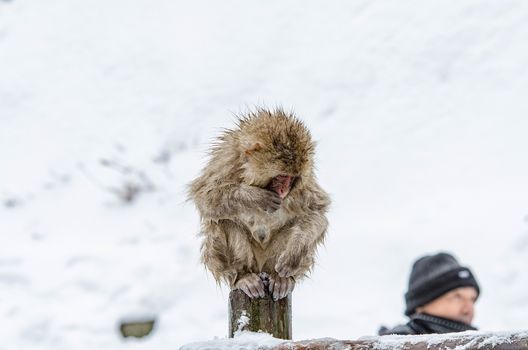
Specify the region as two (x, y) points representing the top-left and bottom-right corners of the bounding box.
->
(204, 221), (261, 297)
(201, 221), (242, 286)
(268, 274), (295, 301)
(234, 273), (266, 299)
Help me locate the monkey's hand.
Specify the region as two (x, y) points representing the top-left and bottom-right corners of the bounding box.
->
(234, 273), (266, 299)
(268, 274), (295, 301)
(275, 251), (305, 278)
(249, 186), (282, 213)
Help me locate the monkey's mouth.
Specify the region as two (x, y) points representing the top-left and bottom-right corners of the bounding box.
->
(267, 175), (296, 199)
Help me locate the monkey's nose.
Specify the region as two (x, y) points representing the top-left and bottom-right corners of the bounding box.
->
(278, 188), (289, 199)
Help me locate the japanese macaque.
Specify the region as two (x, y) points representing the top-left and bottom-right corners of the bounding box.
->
(188, 108), (330, 301)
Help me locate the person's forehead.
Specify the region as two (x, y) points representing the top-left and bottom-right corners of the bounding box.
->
(446, 286), (478, 297)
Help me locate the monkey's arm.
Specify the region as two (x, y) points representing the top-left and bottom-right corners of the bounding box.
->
(275, 211), (328, 279)
(193, 182), (281, 222)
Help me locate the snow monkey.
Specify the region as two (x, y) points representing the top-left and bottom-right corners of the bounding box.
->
(189, 108), (330, 301)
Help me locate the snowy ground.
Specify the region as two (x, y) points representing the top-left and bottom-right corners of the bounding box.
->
(1, 1), (528, 349)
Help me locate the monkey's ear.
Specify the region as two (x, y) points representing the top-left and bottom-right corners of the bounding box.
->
(244, 142), (263, 156)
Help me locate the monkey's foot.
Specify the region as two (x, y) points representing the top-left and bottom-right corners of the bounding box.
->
(234, 273), (266, 299)
(268, 274), (295, 301)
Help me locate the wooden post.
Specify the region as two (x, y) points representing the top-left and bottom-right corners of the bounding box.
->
(228, 289), (292, 340)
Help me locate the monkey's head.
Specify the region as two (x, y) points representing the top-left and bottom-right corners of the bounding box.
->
(236, 109), (315, 198)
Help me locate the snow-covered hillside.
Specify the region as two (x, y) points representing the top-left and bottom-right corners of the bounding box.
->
(1, 1), (527, 349)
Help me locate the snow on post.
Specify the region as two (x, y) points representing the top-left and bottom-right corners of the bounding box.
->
(228, 289), (292, 340)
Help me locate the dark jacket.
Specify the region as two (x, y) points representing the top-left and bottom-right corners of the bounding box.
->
(378, 313), (477, 336)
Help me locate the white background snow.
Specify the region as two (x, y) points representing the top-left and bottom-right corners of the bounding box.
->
(1, 0), (528, 349)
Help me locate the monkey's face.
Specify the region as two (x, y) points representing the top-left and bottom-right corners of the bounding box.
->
(242, 144), (308, 195)
(267, 175), (295, 199)
(242, 147), (304, 196)
(239, 111), (315, 190)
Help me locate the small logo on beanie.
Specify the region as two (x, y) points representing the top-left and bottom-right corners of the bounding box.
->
(458, 270), (470, 279)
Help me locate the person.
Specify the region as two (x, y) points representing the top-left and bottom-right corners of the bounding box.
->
(379, 252), (480, 335)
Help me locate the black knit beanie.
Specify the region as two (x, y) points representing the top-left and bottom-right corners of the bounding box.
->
(405, 252), (480, 316)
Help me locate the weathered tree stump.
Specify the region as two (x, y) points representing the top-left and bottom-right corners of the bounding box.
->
(229, 289), (292, 340)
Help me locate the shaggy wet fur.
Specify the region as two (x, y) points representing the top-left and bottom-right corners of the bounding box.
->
(188, 108), (330, 299)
